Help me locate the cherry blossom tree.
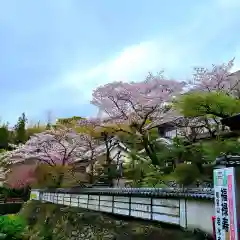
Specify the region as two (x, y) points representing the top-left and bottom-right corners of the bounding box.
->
(6, 127), (88, 165)
(3, 126), (101, 187)
(87, 72), (186, 165)
(77, 120), (122, 185)
(5, 164), (36, 189)
(74, 132), (104, 184)
(191, 58), (240, 97)
(91, 72), (185, 122)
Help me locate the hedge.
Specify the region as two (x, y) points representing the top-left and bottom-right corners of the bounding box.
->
(0, 203), (23, 215)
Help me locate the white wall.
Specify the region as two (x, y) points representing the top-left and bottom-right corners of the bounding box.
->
(185, 199), (214, 234)
(109, 146), (130, 164)
(31, 189), (215, 235)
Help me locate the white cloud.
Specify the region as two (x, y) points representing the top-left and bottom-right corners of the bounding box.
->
(60, 39), (184, 103)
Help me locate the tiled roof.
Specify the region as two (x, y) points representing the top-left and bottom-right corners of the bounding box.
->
(214, 154), (240, 167)
(146, 109), (182, 129)
(38, 187), (214, 200)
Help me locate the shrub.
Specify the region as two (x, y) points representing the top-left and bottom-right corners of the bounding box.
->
(0, 215), (26, 239)
(173, 163), (200, 187)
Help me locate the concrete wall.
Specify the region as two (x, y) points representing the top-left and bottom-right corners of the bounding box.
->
(31, 189), (215, 235)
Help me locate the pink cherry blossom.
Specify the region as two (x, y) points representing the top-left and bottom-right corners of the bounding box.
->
(90, 72), (186, 127)
(191, 58), (240, 96)
(2, 126), (104, 188)
(6, 164), (36, 189)
(4, 126), (101, 167)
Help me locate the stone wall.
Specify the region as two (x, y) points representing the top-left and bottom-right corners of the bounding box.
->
(20, 201), (211, 240)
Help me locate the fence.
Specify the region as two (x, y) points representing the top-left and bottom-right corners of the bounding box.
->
(0, 197), (24, 204)
(0, 197), (24, 215)
(31, 187), (215, 234)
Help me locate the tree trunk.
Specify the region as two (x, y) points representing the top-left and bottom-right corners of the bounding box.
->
(102, 132), (114, 187)
(55, 173), (64, 188)
(142, 135), (159, 166)
(89, 163), (94, 184)
(196, 162), (203, 174)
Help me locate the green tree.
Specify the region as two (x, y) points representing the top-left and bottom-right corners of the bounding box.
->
(0, 124), (9, 150)
(202, 138), (240, 162)
(172, 91), (240, 170)
(172, 163), (200, 188)
(56, 116), (85, 126)
(14, 113), (28, 144)
(26, 124), (46, 138)
(175, 92), (240, 119)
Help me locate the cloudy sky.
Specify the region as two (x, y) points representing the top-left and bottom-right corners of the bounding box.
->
(0, 0), (240, 126)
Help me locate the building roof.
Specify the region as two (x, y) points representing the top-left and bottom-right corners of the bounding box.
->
(145, 109), (182, 129)
(228, 70), (240, 78)
(38, 187), (214, 200)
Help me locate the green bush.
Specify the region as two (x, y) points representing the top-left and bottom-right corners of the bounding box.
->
(0, 215), (26, 239)
(173, 163), (200, 187)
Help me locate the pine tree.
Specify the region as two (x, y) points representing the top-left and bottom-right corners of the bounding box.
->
(14, 113), (28, 144)
(46, 123), (51, 130)
(0, 123), (9, 149)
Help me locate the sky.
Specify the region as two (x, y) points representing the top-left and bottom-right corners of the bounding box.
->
(0, 0), (240, 126)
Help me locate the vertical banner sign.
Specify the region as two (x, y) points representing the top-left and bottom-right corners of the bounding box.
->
(214, 168), (238, 240)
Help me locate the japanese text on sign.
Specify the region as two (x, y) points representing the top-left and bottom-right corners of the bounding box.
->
(214, 167), (238, 240)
